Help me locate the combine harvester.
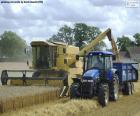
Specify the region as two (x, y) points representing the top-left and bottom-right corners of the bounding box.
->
(0, 28), (139, 108)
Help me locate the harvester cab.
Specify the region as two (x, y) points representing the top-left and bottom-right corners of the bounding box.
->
(31, 41), (80, 70)
(31, 41), (57, 69)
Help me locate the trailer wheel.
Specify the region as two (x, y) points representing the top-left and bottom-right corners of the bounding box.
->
(98, 84), (109, 106)
(123, 82), (132, 95)
(130, 82), (134, 94)
(127, 82), (132, 95)
(110, 75), (119, 101)
(70, 83), (80, 99)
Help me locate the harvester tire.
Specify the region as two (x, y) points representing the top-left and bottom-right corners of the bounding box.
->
(70, 83), (80, 99)
(1, 78), (7, 85)
(98, 84), (109, 107)
(1, 70), (8, 85)
(110, 75), (119, 101)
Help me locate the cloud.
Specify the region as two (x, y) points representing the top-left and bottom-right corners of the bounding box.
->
(88, 0), (125, 6)
(0, 0), (140, 45)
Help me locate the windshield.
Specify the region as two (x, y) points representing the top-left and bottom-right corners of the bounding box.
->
(85, 54), (104, 70)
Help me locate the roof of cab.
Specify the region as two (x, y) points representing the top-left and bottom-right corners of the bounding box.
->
(31, 41), (56, 46)
(87, 51), (113, 56)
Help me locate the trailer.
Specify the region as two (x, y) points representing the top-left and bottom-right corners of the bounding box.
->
(70, 51), (139, 106)
(113, 62), (138, 95)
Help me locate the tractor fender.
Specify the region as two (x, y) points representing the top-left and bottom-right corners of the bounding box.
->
(111, 68), (117, 74)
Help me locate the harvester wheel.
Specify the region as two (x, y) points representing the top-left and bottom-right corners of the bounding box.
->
(1, 78), (8, 85)
(1, 70), (8, 85)
(110, 75), (119, 101)
(70, 83), (80, 99)
(98, 84), (109, 106)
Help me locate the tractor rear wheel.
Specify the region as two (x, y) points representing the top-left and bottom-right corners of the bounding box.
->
(98, 84), (109, 106)
(70, 83), (81, 99)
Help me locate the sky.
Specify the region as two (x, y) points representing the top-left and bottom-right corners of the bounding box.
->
(0, 0), (140, 45)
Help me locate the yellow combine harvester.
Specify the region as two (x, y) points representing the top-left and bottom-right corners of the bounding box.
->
(31, 41), (80, 71)
(1, 28), (119, 96)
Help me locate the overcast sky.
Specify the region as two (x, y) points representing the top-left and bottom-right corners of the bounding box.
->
(0, 0), (140, 45)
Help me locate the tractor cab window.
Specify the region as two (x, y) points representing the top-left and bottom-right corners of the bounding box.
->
(105, 56), (112, 69)
(85, 54), (104, 70)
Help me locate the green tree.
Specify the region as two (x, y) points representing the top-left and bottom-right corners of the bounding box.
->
(94, 42), (106, 51)
(74, 23), (101, 48)
(117, 36), (132, 51)
(49, 25), (74, 45)
(133, 33), (140, 46)
(49, 23), (105, 50)
(0, 31), (27, 58)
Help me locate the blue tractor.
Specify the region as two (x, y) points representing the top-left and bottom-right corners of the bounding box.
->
(70, 51), (138, 106)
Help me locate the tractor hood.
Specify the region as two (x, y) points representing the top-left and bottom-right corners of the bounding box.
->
(83, 69), (99, 80)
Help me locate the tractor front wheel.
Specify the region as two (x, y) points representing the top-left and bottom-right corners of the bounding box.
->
(70, 83), (81, 99)
(98, 84), (109, 106)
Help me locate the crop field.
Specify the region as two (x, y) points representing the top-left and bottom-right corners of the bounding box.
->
(1, 88), (140, 116)
(0, 62), (140, 116)
(0, 62), (60, 113)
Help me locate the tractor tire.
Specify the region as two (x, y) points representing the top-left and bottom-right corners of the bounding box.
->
(110, 75), (119, 101)
(123, 82), (132, 95)
(98, 84), (109, 107)
(70, 83), (80, 99)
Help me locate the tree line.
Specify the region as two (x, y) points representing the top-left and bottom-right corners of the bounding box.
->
(0, 31), (27, 58)
(49, 23), (140, 51)
(49, 23), (106, 50)
(117, 34), (140, 51)
(0, 23), (140, 58)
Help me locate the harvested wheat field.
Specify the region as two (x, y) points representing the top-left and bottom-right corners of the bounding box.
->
(0, 62), (29, 70)
(0, 62), (30, 78)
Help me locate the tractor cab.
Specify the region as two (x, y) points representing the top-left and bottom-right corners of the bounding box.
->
(83, 51), (113, 81)
(84, 51), (113, 71)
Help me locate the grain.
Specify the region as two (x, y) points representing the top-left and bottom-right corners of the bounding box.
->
(0, 86), (60, 113)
